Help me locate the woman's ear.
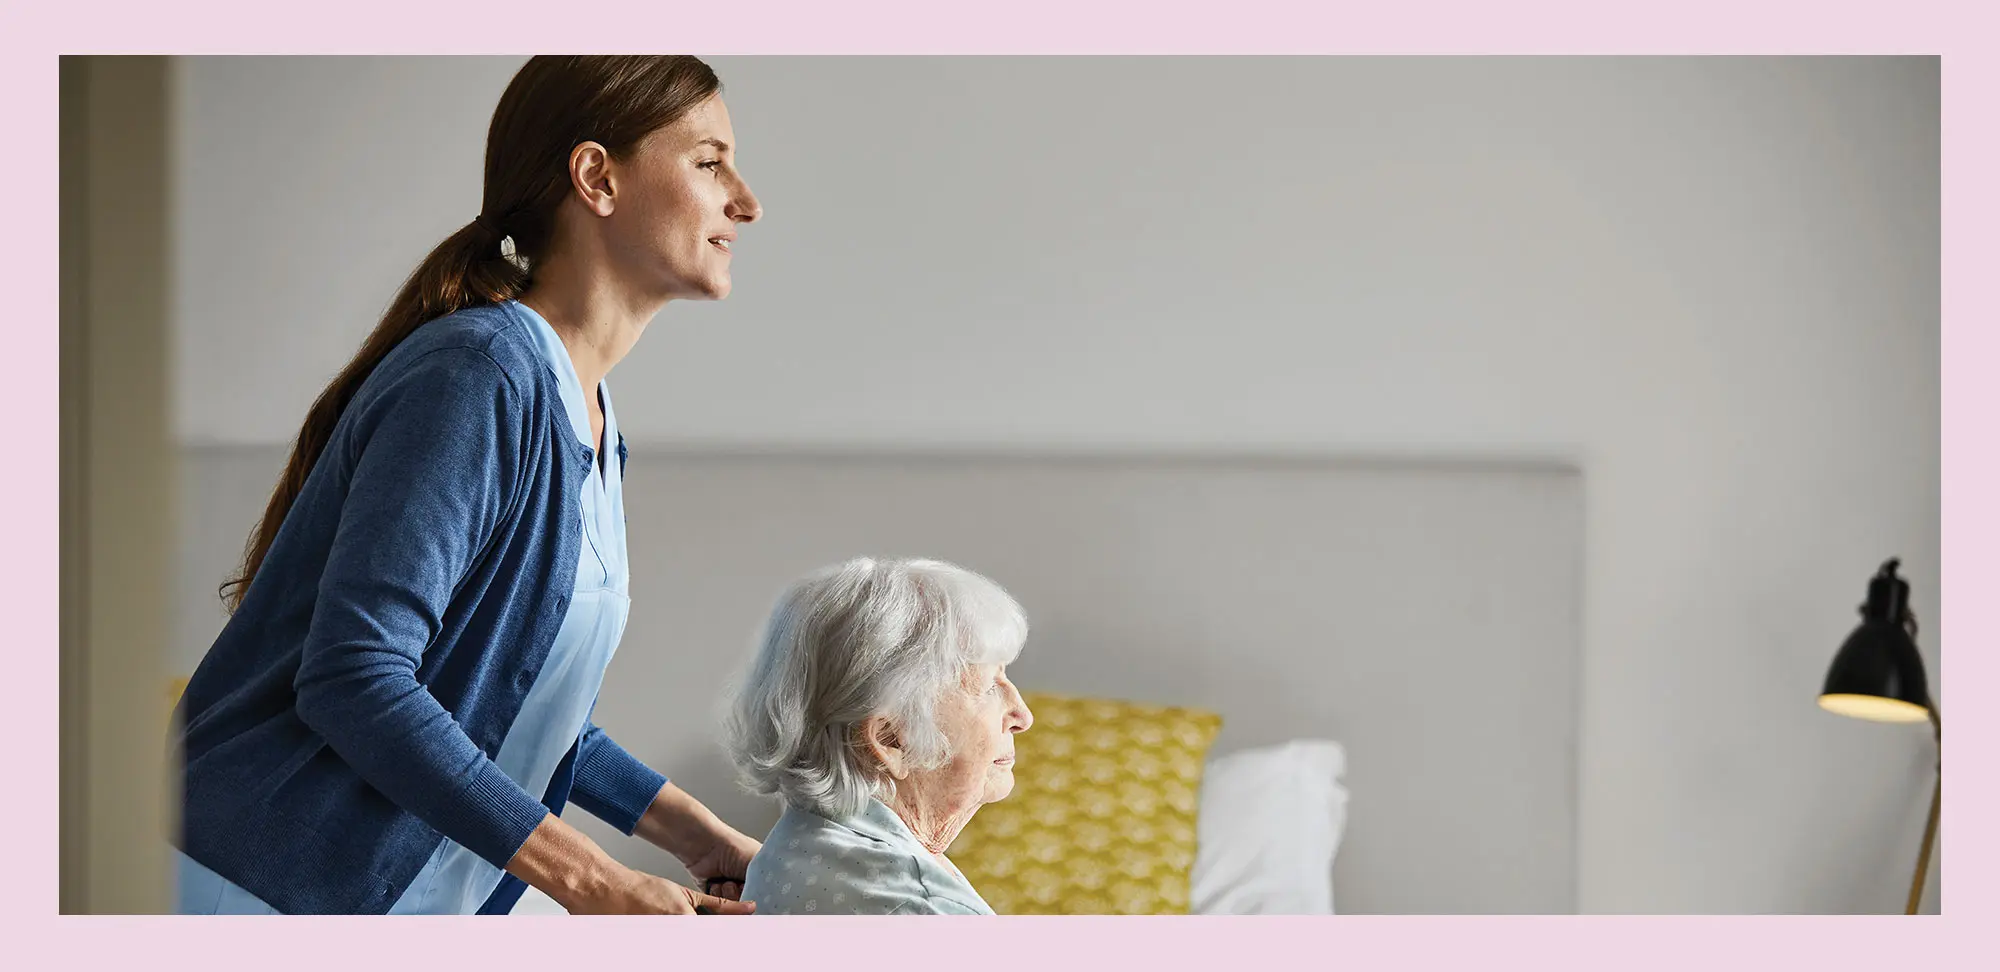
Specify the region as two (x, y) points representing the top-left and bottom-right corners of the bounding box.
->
(568, 140), (618, 217)
(860, 716), (910, 781)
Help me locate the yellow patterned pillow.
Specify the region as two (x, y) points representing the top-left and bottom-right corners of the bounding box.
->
(948, 692), (1222, 914)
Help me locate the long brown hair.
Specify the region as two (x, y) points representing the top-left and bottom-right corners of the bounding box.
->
(220, 55), (722, 612)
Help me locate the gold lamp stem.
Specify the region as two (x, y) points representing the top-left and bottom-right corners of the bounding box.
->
(1905, 709), (1940, 915)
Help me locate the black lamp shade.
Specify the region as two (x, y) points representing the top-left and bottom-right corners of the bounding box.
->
(1818, 559), (1932, 724)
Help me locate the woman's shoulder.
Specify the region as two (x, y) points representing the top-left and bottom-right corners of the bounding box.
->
(383, 302), (548, 393)
(759, 808), (928, 878)
(747, 810), (933, 915)
(335, 303), (563, 460)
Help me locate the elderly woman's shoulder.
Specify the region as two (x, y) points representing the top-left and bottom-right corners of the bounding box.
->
(744, 810), (944, 915)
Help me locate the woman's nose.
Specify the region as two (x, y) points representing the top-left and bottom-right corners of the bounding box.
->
(728, 182), (762, 224)
(1010, 694), (1034, 733)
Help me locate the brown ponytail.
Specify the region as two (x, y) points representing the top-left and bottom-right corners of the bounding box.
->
(220, 55), (722, 611)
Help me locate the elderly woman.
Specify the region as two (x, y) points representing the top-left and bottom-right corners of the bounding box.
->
(723, 558), (1034, 914)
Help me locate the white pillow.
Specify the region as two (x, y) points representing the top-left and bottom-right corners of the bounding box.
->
(1190, 739), (1349, 914)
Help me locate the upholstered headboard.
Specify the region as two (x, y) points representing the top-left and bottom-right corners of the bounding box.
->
(176, 447), (1584, 914)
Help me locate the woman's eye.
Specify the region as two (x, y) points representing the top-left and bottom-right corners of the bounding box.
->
(698, 160), (722, 172)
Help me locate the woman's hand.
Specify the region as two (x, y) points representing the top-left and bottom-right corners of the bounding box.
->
(635, 782), (764, 900)
(564, 865), (755, 915)
(676, 824), (762, 900)
(506, 811), (754, 915)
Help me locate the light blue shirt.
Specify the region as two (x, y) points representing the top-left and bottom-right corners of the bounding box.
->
(743, 799), (996, 915)
(174, 301), (631, 914)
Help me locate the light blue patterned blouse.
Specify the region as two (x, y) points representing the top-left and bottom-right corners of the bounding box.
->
(743, 799), (996, 915)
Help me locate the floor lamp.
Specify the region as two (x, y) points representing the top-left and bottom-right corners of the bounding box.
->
(1816, 559), (1939, 915)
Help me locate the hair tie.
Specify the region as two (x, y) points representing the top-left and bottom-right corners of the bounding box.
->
(473, 214), (525, 268)
(472, 215), (528, 270)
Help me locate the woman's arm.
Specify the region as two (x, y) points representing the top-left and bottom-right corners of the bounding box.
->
(291, 347), (551, 866)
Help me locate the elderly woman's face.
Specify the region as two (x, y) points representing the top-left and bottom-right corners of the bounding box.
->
(923, 664), (1034, 808)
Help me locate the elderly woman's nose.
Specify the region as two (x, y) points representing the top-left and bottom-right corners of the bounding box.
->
(1009, 695), (1034, 733)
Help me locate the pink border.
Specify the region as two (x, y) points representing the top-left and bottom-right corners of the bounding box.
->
(12, 0), (1990, 966)
(6, 0), (1990, 54)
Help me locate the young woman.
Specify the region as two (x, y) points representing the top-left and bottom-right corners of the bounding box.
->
(171, 55), (764, 915)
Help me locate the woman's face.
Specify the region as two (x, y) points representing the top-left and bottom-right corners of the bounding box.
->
(605, 94), (761, 302)
(917, 664), (1035, 809)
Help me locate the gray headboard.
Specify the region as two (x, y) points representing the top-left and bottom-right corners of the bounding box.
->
(177, 448), (1584, 914)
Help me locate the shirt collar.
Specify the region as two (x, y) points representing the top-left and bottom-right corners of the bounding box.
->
(839, 798), (932, 854)
(506, 300), (608, 453)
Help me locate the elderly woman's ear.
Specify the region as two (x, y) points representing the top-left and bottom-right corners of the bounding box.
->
(860, 717), (911, 781)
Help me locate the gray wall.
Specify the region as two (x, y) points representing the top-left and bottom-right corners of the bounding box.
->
(168, 56), (1940, 913)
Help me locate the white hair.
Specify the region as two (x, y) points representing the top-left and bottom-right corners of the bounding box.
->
(722, 557), (1028, 820)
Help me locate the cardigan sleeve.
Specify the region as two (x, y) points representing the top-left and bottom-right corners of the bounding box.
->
(291, 346), (553, 870)
(570, 717), (669, 834)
